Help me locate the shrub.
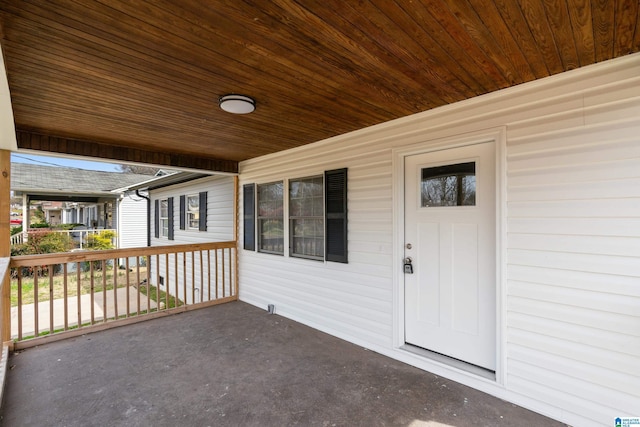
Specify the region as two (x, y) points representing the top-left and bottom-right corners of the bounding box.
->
(30, 222), (50, 229)
(86, 230), (116, 251)
(10, 225), (23, 236)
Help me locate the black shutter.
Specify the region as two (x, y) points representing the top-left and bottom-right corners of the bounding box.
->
(154, 199), (159, 238)
(243, 184), (255, 251)
(179, 195), (186, 230)
(199, 191), (207, 231)
(168, 197), (174, 240)
(325, 168), (348, 263)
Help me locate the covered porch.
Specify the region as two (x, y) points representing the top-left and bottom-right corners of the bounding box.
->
(0, 301), (562, 427)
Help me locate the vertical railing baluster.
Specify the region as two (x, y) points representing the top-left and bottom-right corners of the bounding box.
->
(125, 257), (130, 318)
(182, 252), (187, 306)
(221, 248), (226, 298)
(48, 264), (54, 335)
(191, 251), (195, 305)
(90, 261), (95, 324)
(214, 250), (219, 300)
(17, 269), (22, 341)
(77, 262), (81, 329)
(164, 253), (169, 310)
(199, 250), (204, 303)
(174, 253), (178, 308)
(136, 257), (141, 315)
(154, 254), (160, 311)
(102, 259), (107, 323)
(113, 258), (118, 320)
(207, 250), (211, 302)
(228, 248), (232, 297)
(146, 256), (151, 314)
(34, 267), (39, 337)
(63, 263), (68, 331)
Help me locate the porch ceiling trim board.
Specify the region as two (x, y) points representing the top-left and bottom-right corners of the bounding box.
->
(15, 130), (238, 174)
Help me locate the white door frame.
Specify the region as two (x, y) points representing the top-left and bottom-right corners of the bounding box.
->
(392, 127), (507, 385)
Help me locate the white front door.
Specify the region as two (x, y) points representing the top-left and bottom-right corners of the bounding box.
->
(404, 141), (496, 370)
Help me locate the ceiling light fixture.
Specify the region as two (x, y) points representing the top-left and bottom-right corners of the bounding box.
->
(219, 94), (256, 114)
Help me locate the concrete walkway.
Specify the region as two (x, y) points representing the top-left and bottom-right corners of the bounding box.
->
(1, 301), (566, 427)
(11, 287), (157, 338)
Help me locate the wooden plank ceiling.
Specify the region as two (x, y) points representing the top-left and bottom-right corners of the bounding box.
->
(1, 1), (638, 172)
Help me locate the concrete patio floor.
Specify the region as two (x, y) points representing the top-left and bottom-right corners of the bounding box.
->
(0, 301), (565, 427)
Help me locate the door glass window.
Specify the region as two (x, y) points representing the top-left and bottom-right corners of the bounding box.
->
(421, 162), (476, 207)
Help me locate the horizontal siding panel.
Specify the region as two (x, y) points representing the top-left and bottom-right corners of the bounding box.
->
(508, 280), (639, 315)
(508, 248), (640, 276)
(507, 177), (640, 202)
(507, 312), (640, 356)
(508, 198), (640, 218)
(508, 234), (640, 257)
(240, 265), (392, 310)
(583, 76), (640, 106)
(241, 252), (391, 290)
(508, 218), (640, 237)
(507, 157), (640, 187)
(508, 265), (640, 297)
(584, 96), (640, 125)
(508, 344), (639, 397)
(508, 360), (639, 415)
(507, 118), (640, 152)
(507, 371), (628, 427)
(241, 286), (392, 349)
(506, 106), (584, 140)
(508, 328), (640, 377)
(508, 295), (639, 335)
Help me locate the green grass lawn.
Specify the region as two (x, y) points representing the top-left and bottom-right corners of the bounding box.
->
(11, 266), (148, 307)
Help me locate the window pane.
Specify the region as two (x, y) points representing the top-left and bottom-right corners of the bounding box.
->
(258, 219), (284, 253)
(421, 162), (476, 207)
(187, 195), (199, 212)
(289, 176), (324, 260)
(258, 182), (284, 254)
(188, 212), (199, 229)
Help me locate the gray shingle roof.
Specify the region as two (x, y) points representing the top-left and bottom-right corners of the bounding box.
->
(11, 163), (155, 196)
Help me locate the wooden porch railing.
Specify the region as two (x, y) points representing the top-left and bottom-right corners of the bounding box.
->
(9, 232), (24, 246)
(8, 242), (237, 349)
(10, 228), (118, 249)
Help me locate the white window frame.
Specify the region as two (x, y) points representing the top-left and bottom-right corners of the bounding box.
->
(159, 199), (169, 238)
(289, 175), (324, 261)
(186, 194), (200, 230)
(257, 181), (284, 255)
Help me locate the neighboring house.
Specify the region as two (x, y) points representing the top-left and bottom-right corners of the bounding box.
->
(124, 173), (235, 304)
(41, 201), (63, 226)
(10, 162), (154, 249)
(236, 58), (640, 425)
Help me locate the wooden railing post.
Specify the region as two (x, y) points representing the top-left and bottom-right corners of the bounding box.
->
(1, 149), (12, 344)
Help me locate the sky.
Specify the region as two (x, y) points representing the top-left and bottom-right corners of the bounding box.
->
(11, 152), (122, 172)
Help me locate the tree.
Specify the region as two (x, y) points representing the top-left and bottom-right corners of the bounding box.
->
(118, 164), (160, 175)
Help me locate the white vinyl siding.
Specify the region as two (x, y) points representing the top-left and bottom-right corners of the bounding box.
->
(149, 175), (235, 303)
(117, 192), (147, 249)
(150, 175), (234, 246)
(238, 54), (640, 427)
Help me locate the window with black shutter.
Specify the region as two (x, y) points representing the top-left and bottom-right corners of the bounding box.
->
(154, 199), (160, 238)
(199, 191), (207, 231)
(243, 184), (256, 250)
(179, 195), (186, 230)
(167, 197), (174, 240)
(325, 168), (348, 263)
